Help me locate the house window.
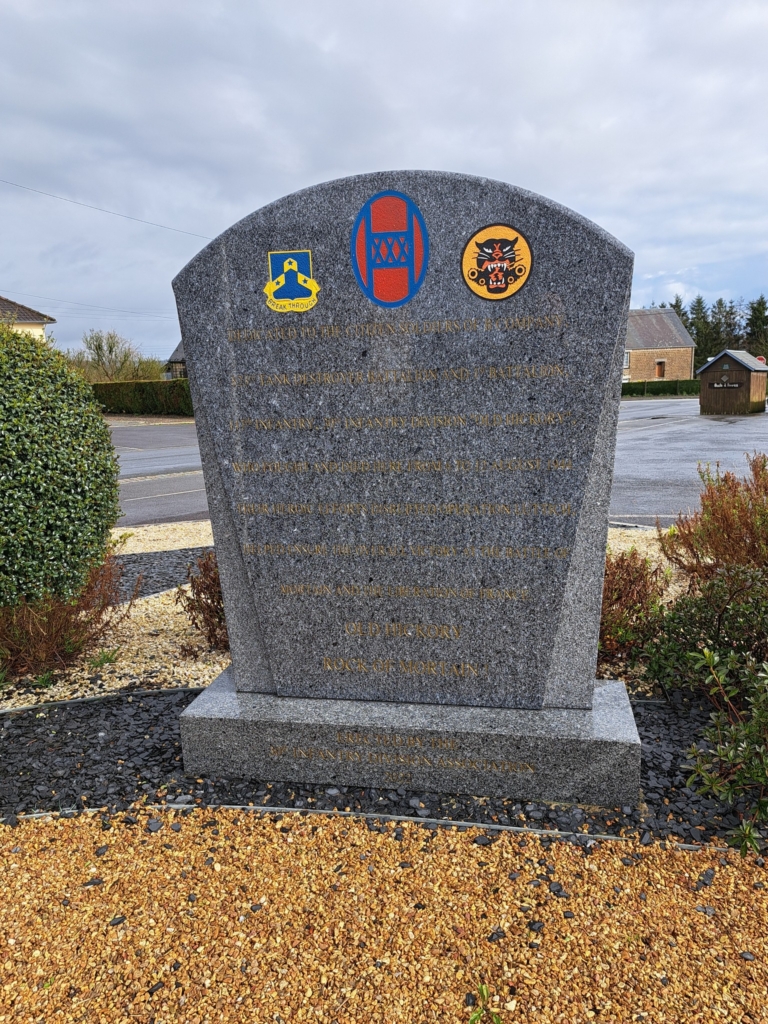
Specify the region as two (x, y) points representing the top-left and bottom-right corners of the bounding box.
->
(655, 360), (666, 379)
(623, 350), (630, 368)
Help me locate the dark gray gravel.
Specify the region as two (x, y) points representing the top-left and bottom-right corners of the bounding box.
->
(118, 547), (213, 598)
(0, 688), (748, 844)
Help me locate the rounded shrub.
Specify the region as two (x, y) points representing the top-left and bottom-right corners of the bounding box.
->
(0, 325), (120, 606)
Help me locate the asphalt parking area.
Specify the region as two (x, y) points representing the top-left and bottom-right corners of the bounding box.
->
(110, 398), (768, 527)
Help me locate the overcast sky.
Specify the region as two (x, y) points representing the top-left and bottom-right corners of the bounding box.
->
(2, 0), (767, 356)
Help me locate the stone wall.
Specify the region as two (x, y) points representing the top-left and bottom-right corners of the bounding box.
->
(626, 346), (694, 381)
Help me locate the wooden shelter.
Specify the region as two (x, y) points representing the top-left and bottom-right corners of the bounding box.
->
(696, 349), (767, 415)
(165, 341), (187, 378)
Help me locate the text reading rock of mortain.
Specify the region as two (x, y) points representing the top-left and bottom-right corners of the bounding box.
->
(173, 172), (632, 711)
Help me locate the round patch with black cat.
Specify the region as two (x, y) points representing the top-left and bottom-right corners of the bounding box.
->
(461, 225), (532, 299)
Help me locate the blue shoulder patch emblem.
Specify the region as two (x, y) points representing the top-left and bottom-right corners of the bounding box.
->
(264, 250), (320, 313)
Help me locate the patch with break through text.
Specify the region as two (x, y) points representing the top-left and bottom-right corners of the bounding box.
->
(264, 250), (321, 313)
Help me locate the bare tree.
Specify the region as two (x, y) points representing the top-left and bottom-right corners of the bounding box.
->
(81, 330), (138, 381)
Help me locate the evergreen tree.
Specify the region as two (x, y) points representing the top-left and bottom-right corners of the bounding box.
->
(687, 295), (718, 364)
(670, 294), (690, 328)
(710, 298), (744, 352)
(745, 294), (768, 359)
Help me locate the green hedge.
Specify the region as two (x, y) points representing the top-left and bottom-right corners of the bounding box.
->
(94, 376), (699, 411)
(621, 379), (700, 397)
(92, 378), (194, 416)
(0, 325), (120, 605)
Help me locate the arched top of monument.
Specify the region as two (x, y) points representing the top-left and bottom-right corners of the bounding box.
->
(173, 169), (632, 290)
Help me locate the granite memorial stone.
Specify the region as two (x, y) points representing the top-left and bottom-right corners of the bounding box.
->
(174, 171), (641, 805)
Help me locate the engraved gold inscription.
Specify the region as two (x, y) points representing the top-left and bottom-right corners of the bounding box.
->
(242, 540), (569, 560)
(278, 582), (529, 600)
(229, 410), (573, 428)
(235, 500), (573, 517)
(232, 457), (571, 475)
(344, 621), (463, 639)
(322, 657), (487, 676)
(227, 314), (565, 346)
(229, 362), (568, 389)
(267, 739), (535, 774)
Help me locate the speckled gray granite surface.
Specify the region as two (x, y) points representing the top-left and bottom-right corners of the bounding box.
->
(173, 170), (638, 804)
(181, 669), (640, 806)
(173, 171), (632, 710)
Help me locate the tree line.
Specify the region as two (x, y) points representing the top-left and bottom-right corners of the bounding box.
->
(655, 294), (768, 366)
(64, 330), (166, 382)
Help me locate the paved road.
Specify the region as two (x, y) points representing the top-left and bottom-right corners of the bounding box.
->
(112, 398), (767, 527)
(610, 397), (766, 527)
(112, 421), (206, 527)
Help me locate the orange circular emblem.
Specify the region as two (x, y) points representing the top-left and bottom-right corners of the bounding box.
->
(461, 224), (532, 300)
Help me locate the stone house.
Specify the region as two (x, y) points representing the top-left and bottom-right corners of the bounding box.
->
(623, 308), (695, 382)
(0, 295), (56, 339)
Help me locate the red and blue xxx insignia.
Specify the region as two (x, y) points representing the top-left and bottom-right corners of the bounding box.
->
(351, 191), (429, 307)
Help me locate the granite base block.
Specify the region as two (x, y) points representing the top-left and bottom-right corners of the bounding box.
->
(180, 670), (641, 807)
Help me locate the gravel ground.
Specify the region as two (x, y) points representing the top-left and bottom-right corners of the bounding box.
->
(0, 591), (229, 712)
(0, 689), (751, 848)
(112, 521), (213, 555)
(1, 810), (765, 1022)
(117, 547), (213, 598)
(3, 527), (764, 1020)
(110, 522), (665, 595)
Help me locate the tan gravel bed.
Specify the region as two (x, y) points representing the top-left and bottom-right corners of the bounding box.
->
(112, 520), (214, 555)
(0, 589), (229, 712)
(0, 524), (669, 711)
(606, 526), (665, 563)
(106, 416), (196, 425)
(1, 809), (765, 1022)
(113, 522), (666, 560)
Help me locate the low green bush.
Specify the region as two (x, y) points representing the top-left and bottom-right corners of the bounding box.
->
(621, 379), (700, 397)
(92, 378), (193, 416)
(0, 325), (120, 606)
(639, 453), (768, 848)
(686, 650), (768, 854)
(645, 568), (768, 695)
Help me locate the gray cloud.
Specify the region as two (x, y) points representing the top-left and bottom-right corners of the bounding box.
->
(1, 0), (767, 353)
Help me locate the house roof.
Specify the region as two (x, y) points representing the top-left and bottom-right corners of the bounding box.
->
(166, 341), (185, 364)
(0, 294), (56, 324)
(696, 349), (768, 376)
(625, 308), (693, 351)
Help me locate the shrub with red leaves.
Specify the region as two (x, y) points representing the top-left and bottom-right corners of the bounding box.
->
(600, 548), (668, 658)
(0, 553), (136, 678)
(659, 453), (768, 582)
(175, 551), (229, 656)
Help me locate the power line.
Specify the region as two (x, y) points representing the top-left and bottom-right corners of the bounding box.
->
(0, 178), (213, 240)
(46, 315), (176, 322)
(0, 287), (176, 319)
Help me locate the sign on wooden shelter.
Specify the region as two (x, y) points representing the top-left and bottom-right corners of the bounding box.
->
(697, 349), (767, 415)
